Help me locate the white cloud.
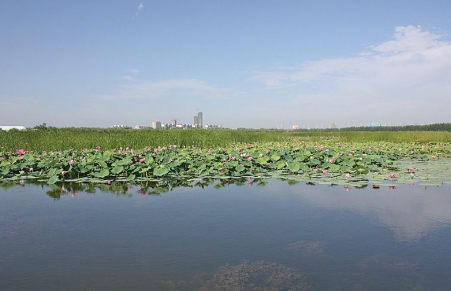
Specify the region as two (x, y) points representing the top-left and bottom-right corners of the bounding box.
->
(255, 26), (451, 87)
(129, 68), (141, 75)
(121, 75), (134, 81)
(293, 185), (451, 242)
(133, 3), (144, 19)
(252, 26), (451, 124)
(371, 25), (445, 53)
(97, 78), (229, 100)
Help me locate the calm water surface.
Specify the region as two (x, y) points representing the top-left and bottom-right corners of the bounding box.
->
(1, 180), (451, 291)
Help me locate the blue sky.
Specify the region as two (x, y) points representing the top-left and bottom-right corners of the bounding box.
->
(1, 0), (451, 128)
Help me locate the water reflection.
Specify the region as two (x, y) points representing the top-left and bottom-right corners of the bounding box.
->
(1, 179), (451, 291)
(163, 260), (311, 291)
(0, 177), (265, 199)
(2, 178), (451, 243)
(291, 184), (451, 242)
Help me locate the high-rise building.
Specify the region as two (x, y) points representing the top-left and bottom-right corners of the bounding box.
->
(198, 112), (203, 128)
(194, 116), (198, 127)
(152, 121), (161, 129)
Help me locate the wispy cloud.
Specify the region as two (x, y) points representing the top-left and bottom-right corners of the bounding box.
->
(251, 26), (451, 123)
(133, 3), (144, 20)
(98, 78), (229, 101)
(129, 68), (141, 75)
(122, 68), (141, 80)
(254, 26), (451, 89)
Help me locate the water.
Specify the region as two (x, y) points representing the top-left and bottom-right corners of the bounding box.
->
(1, 180), (451, 290)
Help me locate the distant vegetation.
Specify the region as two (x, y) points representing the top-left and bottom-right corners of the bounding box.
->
(1, 127), (451, 151)
(295, 123), (451, 132)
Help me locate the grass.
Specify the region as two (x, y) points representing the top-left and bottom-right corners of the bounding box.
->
(1, 128), (451, 152)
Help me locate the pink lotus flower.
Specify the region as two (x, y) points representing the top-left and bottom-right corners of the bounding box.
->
(107, 180), (112, 185)
(323, 170), (329, 174)
(345, 173), (352, 178)
(69, 159), (75, 166)
(410, 173), (415, 177)
(15, 148), (26, 155)
(313, 168), (318, 172)
(247, 156), (253, 162)
(389, 173), (396, 178)
(139, 158), (146, 163)
(408, 167), (415, 172)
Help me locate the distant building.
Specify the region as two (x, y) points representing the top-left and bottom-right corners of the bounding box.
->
(0, 126), (26, 131)
(291, 125), (299, 130)
(111, 125), (126, 128)
(330, 122), (337, 129)
(194, 116), (198, 127)
(152, 121), (161, 129)
(205, 124), (221, 129)
(134, 125), (147, 129)
(369, 122), (381, 127)
(194, 111), (203, 128)
(198, 112), (203, 128)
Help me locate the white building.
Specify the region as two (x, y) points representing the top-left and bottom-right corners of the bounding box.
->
(0, 126), (26, 131)
(152, 121), (161, 129)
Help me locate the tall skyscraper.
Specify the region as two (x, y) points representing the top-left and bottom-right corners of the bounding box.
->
(198, 112), (203, 128)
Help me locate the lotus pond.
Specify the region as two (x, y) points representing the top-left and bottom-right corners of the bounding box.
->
(1, 179), (451, 291)
(1, 139), (451, 187)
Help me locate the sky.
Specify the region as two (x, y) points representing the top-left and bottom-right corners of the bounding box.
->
(1, 0), (451, 129)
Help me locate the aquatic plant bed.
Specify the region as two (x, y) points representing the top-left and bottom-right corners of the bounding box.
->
(1, 140), (450, 187)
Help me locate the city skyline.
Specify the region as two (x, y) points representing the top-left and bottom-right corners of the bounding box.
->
(1, 0), (451, 128)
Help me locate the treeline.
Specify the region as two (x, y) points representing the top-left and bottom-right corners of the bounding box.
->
(293, 123), (451, 132)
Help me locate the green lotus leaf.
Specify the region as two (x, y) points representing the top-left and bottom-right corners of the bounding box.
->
(47, 176), (58, 184)
(116, 159), (132, 166)
(287, 162), (301, 173)
(111, 166), (124, 174)
(93, 169), (109, 178)
(329, 164), (341, 172)
(271, 154), (280, 161)
(153, 167), (169, 177)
